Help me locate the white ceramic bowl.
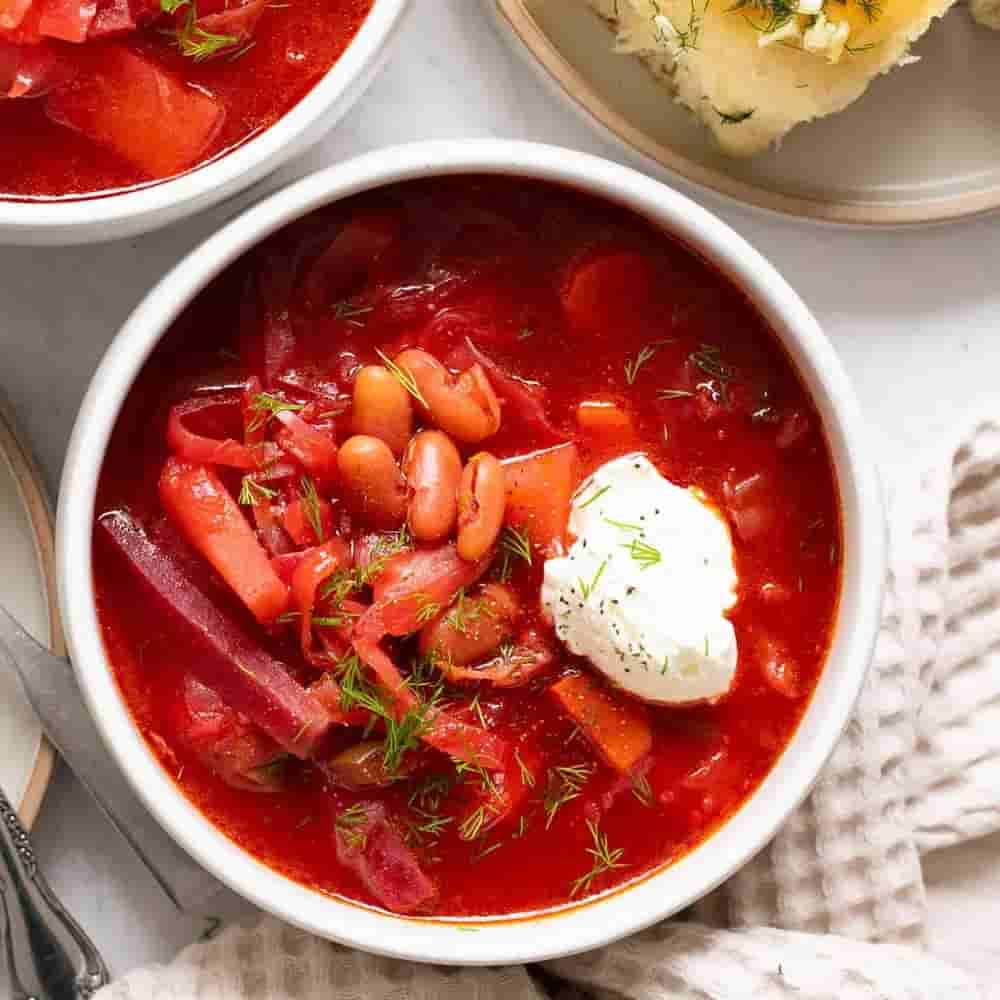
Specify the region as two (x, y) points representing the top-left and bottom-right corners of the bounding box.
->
(0, 0), (410, 247)
(58, 139), (886, 965)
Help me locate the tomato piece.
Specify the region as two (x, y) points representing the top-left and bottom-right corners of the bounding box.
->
(562, 250), (655, 336)
(0, 0), (33, 31)
(159, 457), (290, 624)
(195, 0), (265, 41)
(501, 443), (579, 555)
(45, 45), (224, 178)
(88, 0), (135, 36)
(283, 495), (335, 547)
(274, 410), (339, 486)
(368, 543), (491, 637)
(549, 673), (652, 774)
(167, 393), (259, 470)
(38, 0), (95, 42)
(290, 538), (350, 666)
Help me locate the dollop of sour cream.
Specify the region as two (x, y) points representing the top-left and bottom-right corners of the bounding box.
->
(541, 453), (739, 705)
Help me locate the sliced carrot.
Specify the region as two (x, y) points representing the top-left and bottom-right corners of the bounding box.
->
(159, 457), (289, 624)
(502, 443), (578, 555)
(576, 400), (634, 434)
(549, 673), (652, 774)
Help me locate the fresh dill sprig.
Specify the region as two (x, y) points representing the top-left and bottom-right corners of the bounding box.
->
(246, 392), (304, 432)
(376, 349), (428, 408)
(621, 538), (662, 571)
(514, 749), (535, 789)
(333, 301), (375, 326)
(578, 559), (609, 601)
(569, 819), (627, 898)
(542, 763), (593, 829)
(167, 5), (240, 61)
(624, 339), (674, 385)
(335, 804), (370, 851)
(500, 525), (533, 566)
(299, 476), (325, 542)
(238, 475), (277, 506)
(578, 484), (611, 510)
(689, 344), (736, 403)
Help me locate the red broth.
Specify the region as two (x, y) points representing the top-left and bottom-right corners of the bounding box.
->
(0, 0), (371, 199)
(92, 177), (842, 916)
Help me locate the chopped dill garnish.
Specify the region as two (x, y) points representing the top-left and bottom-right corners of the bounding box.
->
(409, 772), (455, 812)
(376, 349), (428, 408)
(514, 749), (535, 789)
(414, 594), (442, 625)
(578, 484), (611, 510)
(543, 763), (593, 829)
(333, 301), (375, 326)
(469, 692), (489, 730)
(689, 344), (736, 403)
(569, 819), (626, 898)
(411, 809), (453, 840)
(238, 475), (277, 506)
(246, 392), (304, 432)
(500, 525), (533, 567)
(621, 538), (662, 571)
(458, 803), (494, 841)
(658, 388), (695, 400)
(166, 4), (240, 61)
(514, 815), (530, 838)
(472, 841), (503, 863)
(624, 339), (673, 385)
(517, 327), (536, 340)
(299, 476), (325, 542)
(603, 516), (643, 533)
(383, 693), (439, 775)
(160, 0), (189, 11)
(714, 106), (755, 124)
(335, 804), (370, 850)
(631, 773), (654, 806)
(578, 559), (609, 601)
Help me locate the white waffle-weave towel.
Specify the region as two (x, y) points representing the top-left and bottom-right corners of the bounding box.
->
(98, 412), (1000, 999)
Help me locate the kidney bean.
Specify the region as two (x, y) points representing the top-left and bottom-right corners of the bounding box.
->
(404, 430), (462, 542)
(351, 365), (413, 457)
(337, 435), (407, 528)
(419, 583), (519, 667)
(393, 349), (501, 443)
(457, 452), (505, 562)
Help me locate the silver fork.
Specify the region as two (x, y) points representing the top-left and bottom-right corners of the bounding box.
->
(0, 784), (109, 999)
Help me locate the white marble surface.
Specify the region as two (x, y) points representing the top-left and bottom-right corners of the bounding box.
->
(2, 0), (1000, 992)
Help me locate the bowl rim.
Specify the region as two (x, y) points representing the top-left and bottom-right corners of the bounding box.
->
(0, 0), (411, 241)
(57, 139), (886, 966)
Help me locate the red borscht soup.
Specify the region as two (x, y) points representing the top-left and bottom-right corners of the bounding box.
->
(93, 177), (842, 917)
(0, 0), (371, 198)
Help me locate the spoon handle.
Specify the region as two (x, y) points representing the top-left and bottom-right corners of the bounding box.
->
(0, 790), (109, 999)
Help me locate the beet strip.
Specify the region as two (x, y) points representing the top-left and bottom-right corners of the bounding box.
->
(98, 509), (332, 758)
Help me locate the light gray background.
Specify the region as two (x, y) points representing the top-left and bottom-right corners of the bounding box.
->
(2, 0), (999, 990)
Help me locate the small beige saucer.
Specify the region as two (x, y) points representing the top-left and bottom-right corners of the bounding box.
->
(0, 400), (59, 826)
(491, 0), (1000, 225)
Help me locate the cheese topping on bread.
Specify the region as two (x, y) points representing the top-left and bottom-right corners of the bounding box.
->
(588, 0), (957, 155)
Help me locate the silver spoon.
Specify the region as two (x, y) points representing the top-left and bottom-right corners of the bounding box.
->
(0, 784), (109, 999)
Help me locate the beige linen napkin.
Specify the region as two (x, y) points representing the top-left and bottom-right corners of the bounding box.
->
(99, 413), (1000, 999)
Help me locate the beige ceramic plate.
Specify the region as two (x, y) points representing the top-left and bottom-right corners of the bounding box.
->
(491, 0), (1000, 225)
(0, 400), (58, 826)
